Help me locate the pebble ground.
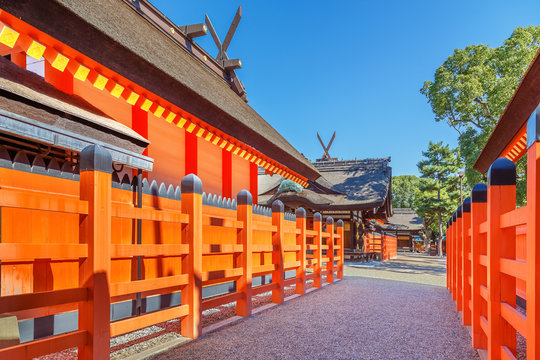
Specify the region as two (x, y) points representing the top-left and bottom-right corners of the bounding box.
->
(155, 253), (478, 360)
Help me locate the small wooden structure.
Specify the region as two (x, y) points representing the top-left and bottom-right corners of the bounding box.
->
(447, 48), (540, 359)
(381, 208), (424, 251)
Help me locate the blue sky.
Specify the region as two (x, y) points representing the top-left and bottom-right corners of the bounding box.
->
(152, 0), (540, 176)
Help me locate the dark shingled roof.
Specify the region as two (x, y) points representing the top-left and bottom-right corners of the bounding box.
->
(384, 208), (424, 231)
(258, 158), (392, 214)
(1, 0), (320, 180)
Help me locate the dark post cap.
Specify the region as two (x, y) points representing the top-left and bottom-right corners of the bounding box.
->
(326, 217), (334, 225)
(337, 219), (344, 227)
(296, 207), (306, 218)
(449, 217), (453, 225)
(313, 212), (322, 222)
(237, 190), (252, 205)
(181, 173), (202, 194)
(457, 205), (462, 218)
(80, 144), (112, 173)
(272, 200), (284, 213)
(471, 183), (487, 203)
(463, 197), (471, 213)
(452, 213), (457, 222)
(487, 158), (516, 186)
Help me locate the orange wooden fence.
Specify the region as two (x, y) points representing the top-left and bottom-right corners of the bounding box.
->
(446, 156), (537, 359)
(364, 232), (397, 261)
(0, 145), (344, 359)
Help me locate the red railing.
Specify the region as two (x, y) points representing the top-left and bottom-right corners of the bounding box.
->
(364, 232), (397, 261)
(447, 153), (537, 359)
(0, 145), (344, 359)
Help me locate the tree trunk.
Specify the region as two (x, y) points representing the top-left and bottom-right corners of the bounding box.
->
(437, 188), (443, 257)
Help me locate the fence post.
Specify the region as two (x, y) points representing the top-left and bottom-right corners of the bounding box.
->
(336, 220), (344, 279)
(526, 107), (540, 360)
(295, 208), (307, 295)
(78, 144), (112, 360)
(180, 174), (203, 339)
(456, 205), (463, 312)
(452, 212), (457, 302)
(326, 217), (334, 284)
(471, 183), (487, 350)
(462, 197), (472, 326)
(271, 200), (285, 304)
(313, 212), (323, 288)
(447, 219), (451, 292)
(236, 190), (253, 317)
(487, 158), (517, 358)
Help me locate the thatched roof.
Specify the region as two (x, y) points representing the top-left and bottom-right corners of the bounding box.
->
(1, 0), (320, 180)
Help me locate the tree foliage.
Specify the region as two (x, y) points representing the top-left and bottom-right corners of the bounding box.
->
(392, 175), (420, 208)
(416, 142), (461, 255)
(421, 26), (540, 205)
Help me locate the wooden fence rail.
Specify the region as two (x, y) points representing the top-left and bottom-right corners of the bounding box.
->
(0, 145), (344, 359)
(364, 232), (397, 261)
(447, 155), (538, 359)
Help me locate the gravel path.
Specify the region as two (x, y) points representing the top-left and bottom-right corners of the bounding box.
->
(155, 253), (477, 360)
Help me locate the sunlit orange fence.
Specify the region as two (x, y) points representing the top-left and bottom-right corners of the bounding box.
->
(446, 154), (538, 359)
(364, 232), (397, 261)
(0, 145), (344, 359)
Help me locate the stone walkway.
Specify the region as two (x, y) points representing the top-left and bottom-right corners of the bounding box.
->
(155, 253), (477, 360)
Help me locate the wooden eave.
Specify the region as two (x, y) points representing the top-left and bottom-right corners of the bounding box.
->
(474, 49), (540, 173)
(0, 0), (319, 182)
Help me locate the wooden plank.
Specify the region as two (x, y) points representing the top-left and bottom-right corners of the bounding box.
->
(306, 244), (318, 251)
(0, 188), (88, 214)
(480, 285), (488, 301)
(320, 232), (330, 238)
(252, 264), (276, 275)
(111, 244), (189, 257)
(501, 346), (517, 360)
(284, 277), (301, 287)
(252, 221), (277, 232)
(305, 230), (317, 237)
(0, 243), (87, 261)
(252, 282), (278, 296)
(479, 254), (488, 267)
(500, 206), (528, 229)
(283, 261), (300, 269)
(111, 203), (188, 223)
(252, 244), (274, 252)
(305, 273), (317, 281)
(500, 302), (527, 338)
(479, 221), (488, 234)
(480, 316), (489, 335)
(283, 244), (300, 252)
(500, 258), (526, 281)
(110, 274), (189, 297)
(202, 244), (243, 254)
(202, 267), (243, 283)
(202, 291), (242, 311)
(110, 305), (189, 337)
(0, 288), (87, 313)
(0, 330), (87, 358)
(202, 215), (243, 229)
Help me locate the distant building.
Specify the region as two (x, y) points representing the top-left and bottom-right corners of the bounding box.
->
(382, 208), (424, 250)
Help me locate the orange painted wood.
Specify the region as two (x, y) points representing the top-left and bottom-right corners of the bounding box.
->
(501, 346), (517, 360)
(78, 168), (112, 360)
(305, 229), (318, 237)
(479, 255), (488, 267)
(202, 267), (243, 283)
(110, 305), (189, 337)
(487, 182), (517, 358)
(252, 221), (277, 232)
(271, 209), (285, 304)
(202, 216), (243, 229)
(462, 207), (472, 326)
(284, 261), (301, 269)
(253, 264), (277, 275)
(479, 221), (488, 234)
(295, 214), (306, 294)
(180, 192), (203, 339)
(0, 188), (88, 214)
(252, 282), (279, 296)
(284, 277), (301, 287)
(202, 244), (243, 254)
(313, 217), (323, 288)
(499, 258), (526, 281)
(0, 330), (87, 359)
(526, 143), (540, 360)
(111, 244), (189, 258)
(111, 203), (188, 223)
(480, 316), (489, 335)
(202, 291), (242, 311)
(480, 285), (489, 301)
(471, 195), (488, 350)
(252, 244), (274, 252)
(500, 302), (527, 339)
(236, 199), (253, 317)
(499, 206), (527, 229)
(0, 288), (86, 313)
(456, 214), (463, 312)
(0, 243), (87, 261)
(110, 274), (189, 297)
(326, 220), (334, 284)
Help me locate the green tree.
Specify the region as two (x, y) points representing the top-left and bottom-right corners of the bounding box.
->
(392, 175), (421, 208)
(417, 142), (461, 256)
(421, 26), (540, 205)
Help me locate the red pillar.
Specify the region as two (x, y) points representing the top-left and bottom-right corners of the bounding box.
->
(250, 162), (258, 204)
(236, 190), (253, 317)
(222, 149), (232, 198)
(185, 131), (198, 176)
